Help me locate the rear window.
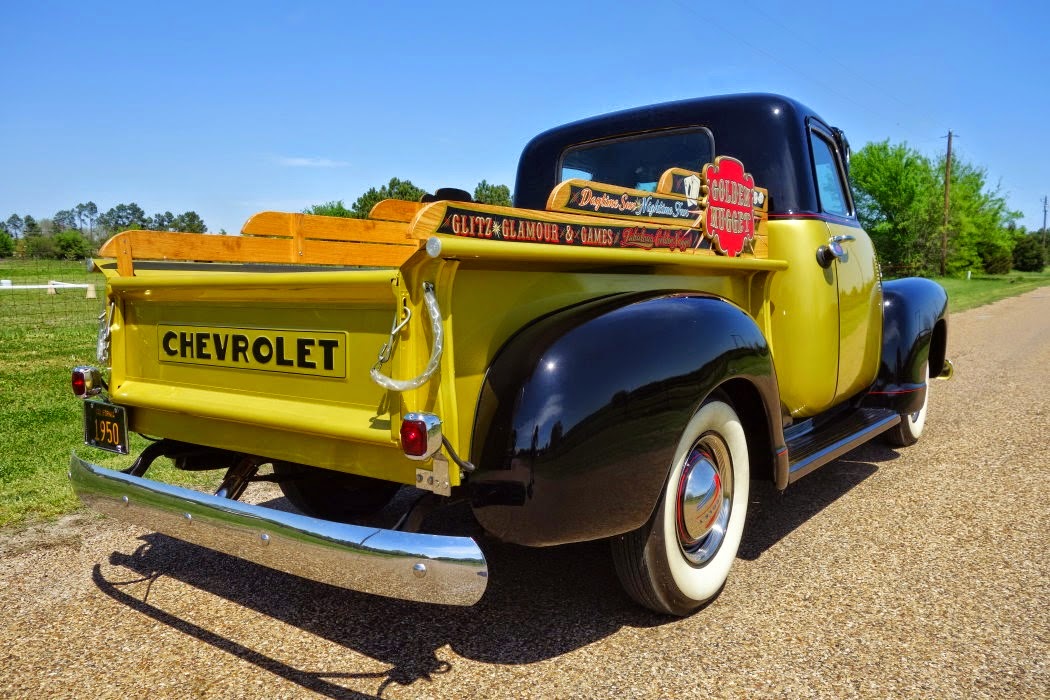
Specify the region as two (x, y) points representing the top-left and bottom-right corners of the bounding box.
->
(559, 128), (715, 191)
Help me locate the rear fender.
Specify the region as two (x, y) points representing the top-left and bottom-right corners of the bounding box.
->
(864, 277), (949, 414)
(469, 292), (783, 546)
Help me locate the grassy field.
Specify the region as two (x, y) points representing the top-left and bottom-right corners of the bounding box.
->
(0, 260), (216, 526)
(0, 260), (1047, 527)
(934, 270), (1050, 311)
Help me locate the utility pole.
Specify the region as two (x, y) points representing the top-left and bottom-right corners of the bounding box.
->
(1042, 195), (1047, 249)
(941, 130), (954, 276)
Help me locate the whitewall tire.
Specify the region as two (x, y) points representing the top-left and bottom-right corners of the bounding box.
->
(884, 364), (929, 447)
(612, 398), (749, 616)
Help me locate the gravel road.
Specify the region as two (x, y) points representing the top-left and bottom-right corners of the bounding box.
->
(2, 289), (1048, 699)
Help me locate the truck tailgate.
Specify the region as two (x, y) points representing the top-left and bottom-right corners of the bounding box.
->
(105, 267), (412, 477)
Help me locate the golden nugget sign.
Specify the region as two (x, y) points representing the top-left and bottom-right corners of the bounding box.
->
(158, 325), (347, 378)
(701, 157), (756, 257)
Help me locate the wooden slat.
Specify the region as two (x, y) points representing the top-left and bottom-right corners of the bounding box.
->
(116, 234), (134, 277)
(98, 230), (420, 276)
(241, 211), (413, 244)
(369, 199), (425, 222)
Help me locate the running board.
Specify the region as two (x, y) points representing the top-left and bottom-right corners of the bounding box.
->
(786, 408), (900, 484)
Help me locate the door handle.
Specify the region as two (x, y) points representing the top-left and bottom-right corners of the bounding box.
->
(816, 234), (856, 268)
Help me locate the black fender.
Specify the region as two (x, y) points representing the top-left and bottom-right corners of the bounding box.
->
(468, 291), (783, 547)
(863, 277), (949, 414)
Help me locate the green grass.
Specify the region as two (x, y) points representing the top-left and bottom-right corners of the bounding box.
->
(932, 270), (1050, 312)
(0, 259), (1047, 528)
(0, 260), (217, 527)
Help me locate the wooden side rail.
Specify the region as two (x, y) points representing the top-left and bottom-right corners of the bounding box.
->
(368, 199), (426, 223)
(98, 211), (421, 276)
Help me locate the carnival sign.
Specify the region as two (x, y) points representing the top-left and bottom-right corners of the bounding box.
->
(701, 157), (756, 257)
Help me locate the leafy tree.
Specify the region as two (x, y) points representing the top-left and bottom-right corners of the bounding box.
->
(850, 141), (940, 272)
(473, 180), (512, 207)
(172, 211), (207, 233)
(350, 177), (426, 218)
(150, 211), (176, 231)
(0, 231), (14, 257)
(851, 140), (1020, 275)
(1013, 234), (1046, 272)
(937, 157), (1019, 275)
(54, 230), (92, 259)
(75, 201), (98, 237)
(98, 203), (147, 233)
(53, 209), (78, 231)
(304, 200), (354, 217)
(5, 214), (24, 238)
(23, 215), (41, 237)
(307, 178), (513, 219)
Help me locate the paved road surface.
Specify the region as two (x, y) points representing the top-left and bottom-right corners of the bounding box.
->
(3, 289), (1048, 699)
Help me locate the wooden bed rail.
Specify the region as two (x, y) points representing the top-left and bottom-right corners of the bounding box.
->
(97, 211), (422, 276)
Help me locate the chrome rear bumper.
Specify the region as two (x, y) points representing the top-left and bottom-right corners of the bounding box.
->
(69, 453), (488, 606)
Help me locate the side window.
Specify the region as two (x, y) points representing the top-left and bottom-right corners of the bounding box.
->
(810, 132), (851, 217)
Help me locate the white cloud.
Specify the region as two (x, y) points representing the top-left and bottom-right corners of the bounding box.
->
(275, 156), (350, 168)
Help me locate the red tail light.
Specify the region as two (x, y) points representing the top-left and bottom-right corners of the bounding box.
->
(400, 413), (442, 460)
(71, 366), (102, 398)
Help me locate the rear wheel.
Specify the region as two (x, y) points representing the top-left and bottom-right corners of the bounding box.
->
(883, 364), (929, 447)
(272, 461), (400, 522)
(612, 398), (749, 616)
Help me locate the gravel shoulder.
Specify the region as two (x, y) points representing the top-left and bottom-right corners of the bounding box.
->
(2, 289), (1048, 699)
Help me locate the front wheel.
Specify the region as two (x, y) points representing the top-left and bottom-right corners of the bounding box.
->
(883, 364), (929, 447)
(612, 398), (749, 616)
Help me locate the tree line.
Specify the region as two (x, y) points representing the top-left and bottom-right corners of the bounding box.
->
(303, 177), (512, 218)
(0, 203), (208, 260)
(851, 141), (1045, 274)
(2, 159), (1043, 273)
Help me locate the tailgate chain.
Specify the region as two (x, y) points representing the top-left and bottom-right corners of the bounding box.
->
(370, 282), (444, 392)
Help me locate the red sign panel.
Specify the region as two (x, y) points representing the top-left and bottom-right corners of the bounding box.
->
(702, 157), (755, 257)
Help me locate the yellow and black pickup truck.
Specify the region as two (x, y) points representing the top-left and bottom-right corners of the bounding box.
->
(69, 94), (951, 616)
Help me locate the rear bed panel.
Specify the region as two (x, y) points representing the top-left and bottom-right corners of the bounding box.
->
(105, 268), (424, 481)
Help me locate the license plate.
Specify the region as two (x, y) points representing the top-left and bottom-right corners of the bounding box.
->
(83, 400), (129, 454)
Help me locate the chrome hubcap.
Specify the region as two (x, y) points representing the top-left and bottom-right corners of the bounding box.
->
(676, 433), (733, 566)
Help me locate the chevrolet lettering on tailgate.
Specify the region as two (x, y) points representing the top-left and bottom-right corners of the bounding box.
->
(158, 325), (347, 378)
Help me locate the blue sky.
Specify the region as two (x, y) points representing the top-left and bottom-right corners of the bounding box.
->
(2, 1), (1047, 234)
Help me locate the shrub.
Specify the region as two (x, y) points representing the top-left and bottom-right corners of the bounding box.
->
(1012, 235), (1045, 272)
(979, 242), (1013, 274)
(53, 230), (92, 260)
(0, 231), (13, 257)
(24, 235), (57, 259)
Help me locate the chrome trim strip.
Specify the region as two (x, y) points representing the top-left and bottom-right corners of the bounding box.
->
(69, 454), (488, 606)
(786, 413), (900, 484)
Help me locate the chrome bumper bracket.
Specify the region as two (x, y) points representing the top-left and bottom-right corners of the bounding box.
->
(69, 453), (487, 606)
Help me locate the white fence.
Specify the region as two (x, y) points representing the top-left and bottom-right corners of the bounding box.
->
(0, 279), (97, 298)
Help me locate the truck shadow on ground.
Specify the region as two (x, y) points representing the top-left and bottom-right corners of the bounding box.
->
(92, 443), (899, 699)
(739, 441), (897, 560)
(95, 524), (647, 699)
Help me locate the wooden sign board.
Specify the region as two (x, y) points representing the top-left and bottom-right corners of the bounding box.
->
(547, 180), (703, 229)
(410, 200), (718, 253)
